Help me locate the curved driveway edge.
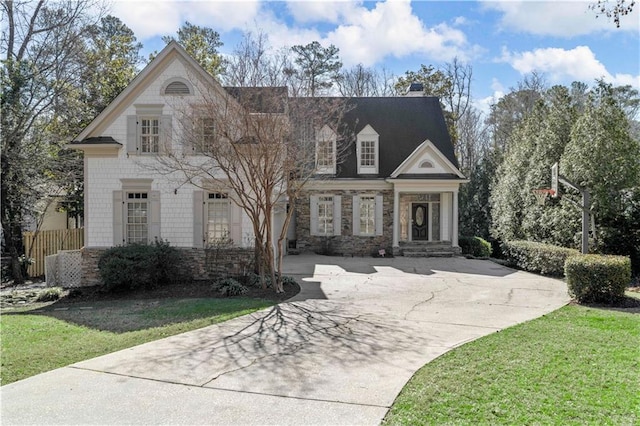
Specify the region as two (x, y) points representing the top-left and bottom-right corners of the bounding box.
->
(1, 256), (570, 425)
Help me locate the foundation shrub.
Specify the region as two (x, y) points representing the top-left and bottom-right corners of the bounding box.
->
(502, 240), (579, 276)
(565, 255), (631, 303)
(459, 236), (492, 258)
(213, 278), (249, 296)
(98, 240), (189, 292)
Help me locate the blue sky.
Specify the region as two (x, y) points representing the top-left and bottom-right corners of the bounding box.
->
(112, 0), (639, 112)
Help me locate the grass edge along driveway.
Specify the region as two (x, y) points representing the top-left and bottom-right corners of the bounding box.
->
(384, 304), (640, 425)
(1, 297), (273, 385)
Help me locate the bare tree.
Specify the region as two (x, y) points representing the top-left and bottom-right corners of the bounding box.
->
(590, 0), (635, 27)
(457, 106), (490, 174)
(155, 84), (352, 292)
(336, 64), (397, 97)
(223, 31), (300, 92)
(1, 0), (104, 282)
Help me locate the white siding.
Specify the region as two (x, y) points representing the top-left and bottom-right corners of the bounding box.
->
(84, 57), (256, 248)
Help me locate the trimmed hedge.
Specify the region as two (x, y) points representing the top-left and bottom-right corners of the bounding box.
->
(502, 240), (579, 276)
(459, 236), (492, 258)
(565, 255), (631, 303)
(98, 240), (189, 292)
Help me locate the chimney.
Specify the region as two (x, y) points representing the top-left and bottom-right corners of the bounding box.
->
(405, 82), (424, 96)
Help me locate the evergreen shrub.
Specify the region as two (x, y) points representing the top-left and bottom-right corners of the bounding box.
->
(502, 240), (579, 276)
(213, 278), (248, 296)
(98, 240), (188, 292)
(565, 255), (631, 303)
(459, 236), (492, 258)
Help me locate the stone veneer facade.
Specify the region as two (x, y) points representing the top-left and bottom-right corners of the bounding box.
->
(295, 189), (394, 256)
(80, 246), (254, 287)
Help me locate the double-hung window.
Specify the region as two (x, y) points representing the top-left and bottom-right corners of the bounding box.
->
(310, 194), (341, 236)
(127, 105), (171, 155)
(126, 192), (148, 243)
(316, 125), (336, 174)
(199, 117), (216, 153)
(206, 193), (230, 242)
(352, 194), (383, 236)
(140, 118), (160, 153)
(356, 125), (379, 174)
(317, 196), (334, 235)
(113, 179), (160, 246)
(359, 196), (376, 236)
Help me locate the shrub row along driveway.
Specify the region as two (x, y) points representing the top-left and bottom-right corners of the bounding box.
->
(1, 255), (570, 425)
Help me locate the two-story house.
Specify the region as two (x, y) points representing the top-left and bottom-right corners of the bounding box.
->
(70, 41), (466, 283)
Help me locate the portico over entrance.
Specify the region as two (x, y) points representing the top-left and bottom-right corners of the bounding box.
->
(389, 182), (461, 250)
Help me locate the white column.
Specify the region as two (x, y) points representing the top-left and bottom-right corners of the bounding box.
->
(452, 190), (459, 247)
(393, 188), (399, 248)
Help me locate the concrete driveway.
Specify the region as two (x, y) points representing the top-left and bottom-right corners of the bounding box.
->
(1, 255), (569, 425)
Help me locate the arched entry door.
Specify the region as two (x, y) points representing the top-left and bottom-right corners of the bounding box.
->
(411, 203), (428, 240)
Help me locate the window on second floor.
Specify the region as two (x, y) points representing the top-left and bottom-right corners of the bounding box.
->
(197, 117), (216, 153)
(140, 117), (160, 153)
(127, 105), (171, 156)
(356, 125), (379, 174)
(316, 125), (336, 174)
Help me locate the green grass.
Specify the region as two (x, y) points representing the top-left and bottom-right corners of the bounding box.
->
(384, 305), (640, 425)
(0, 298), (273, 385)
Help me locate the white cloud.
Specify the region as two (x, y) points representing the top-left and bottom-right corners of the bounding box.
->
(112, 0), (261, 40)
(285, 0), (364, 24)
(501, 45), (640, 88)
(481, 0), (639, 37)
(323, 0), (479, 66)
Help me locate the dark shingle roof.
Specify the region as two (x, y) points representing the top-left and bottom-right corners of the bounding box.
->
(334, 97), (458, 178)
(69, 136), (122, 145)
(224, 86), (288, 113)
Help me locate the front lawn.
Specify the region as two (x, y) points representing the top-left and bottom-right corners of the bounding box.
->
(0, 297), (273, 385)
(384, 305), (640, 425)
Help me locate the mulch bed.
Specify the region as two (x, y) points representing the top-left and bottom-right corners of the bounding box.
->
(1, 279), (300, 309)
(61, 280), (300, 304)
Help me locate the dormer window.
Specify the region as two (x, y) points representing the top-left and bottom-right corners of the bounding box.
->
(162, 78), (193, 96)
(316, 125), (336, 174)
(357, 125), (379, 174)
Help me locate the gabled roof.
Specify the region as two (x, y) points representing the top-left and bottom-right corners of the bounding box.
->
(390, 139), (465, 179)
(71, 41), (228, 143)
(334, 96), (461, 178)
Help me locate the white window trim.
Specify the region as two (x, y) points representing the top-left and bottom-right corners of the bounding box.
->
(356, 125), (379, 174)
(310, 194), (342, 236)
(205, 193), (232, 244)
(128, 105), (171, 156)
(113, 179), (160, 245)
(359, 195), (376, 236)
(316, 125), (336, 174)
(352, 193), (384, 237)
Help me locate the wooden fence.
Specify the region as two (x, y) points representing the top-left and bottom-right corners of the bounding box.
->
(23, 229), (84, 277)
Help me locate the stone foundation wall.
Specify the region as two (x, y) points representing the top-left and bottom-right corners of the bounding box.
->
(295, 189), (394, 256)
(80, 246), (255, 287)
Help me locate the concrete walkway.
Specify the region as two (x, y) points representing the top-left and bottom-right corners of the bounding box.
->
(1, 256), (569, 425)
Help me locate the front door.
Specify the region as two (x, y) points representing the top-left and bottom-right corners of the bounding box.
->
(412, 203), (428, 240)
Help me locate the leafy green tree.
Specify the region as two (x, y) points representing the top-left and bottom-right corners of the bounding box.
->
(162, 22), (224, 77)
(290, 41), (342, 96)
(46, 15), (142, 227)
(84, 15), (142, 115)
(490, 101), (547, 242)
(561, 82), (640, 222)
